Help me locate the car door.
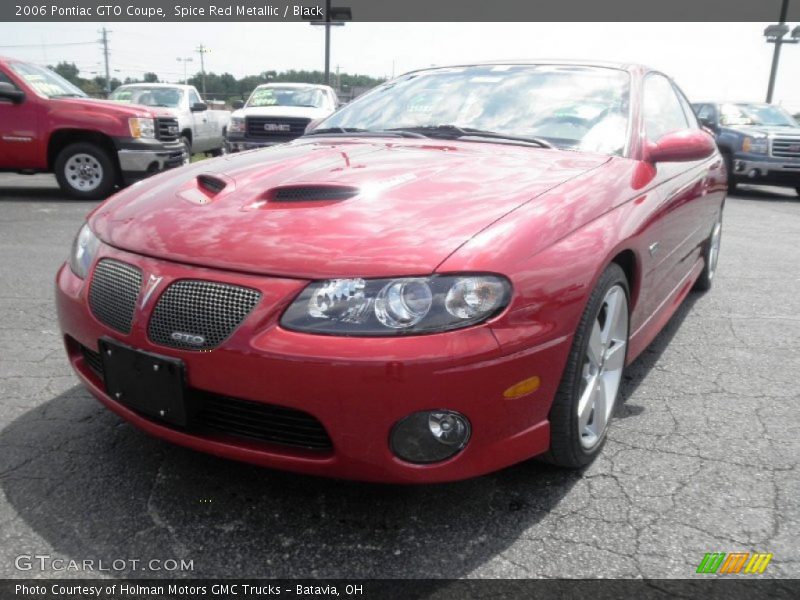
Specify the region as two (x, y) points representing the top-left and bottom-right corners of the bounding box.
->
(643, 74), (712, 301)
(0, 68), (41, 168)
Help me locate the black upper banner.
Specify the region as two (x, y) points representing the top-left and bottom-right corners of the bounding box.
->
(2, 0), (800, 22)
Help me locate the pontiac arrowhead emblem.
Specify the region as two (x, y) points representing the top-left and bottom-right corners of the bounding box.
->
(141, 274), (164, 309)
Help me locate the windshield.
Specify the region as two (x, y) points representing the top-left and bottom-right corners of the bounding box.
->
(247, 87), (326, 108)
(8, 62), (86, 98)
(318, 65), (631, 155)
(722, 103), (798, 127)
(110, 86), (183, 108)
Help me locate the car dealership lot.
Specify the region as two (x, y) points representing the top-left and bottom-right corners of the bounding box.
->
(0, 173), (798, 579)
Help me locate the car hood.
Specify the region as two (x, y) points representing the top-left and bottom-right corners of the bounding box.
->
(232, 105), (332, 120)
(91, 138), (610, 278)
(56, 97), (174, 119)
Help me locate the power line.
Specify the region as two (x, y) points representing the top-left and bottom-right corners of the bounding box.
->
(0, 41), (95, 48)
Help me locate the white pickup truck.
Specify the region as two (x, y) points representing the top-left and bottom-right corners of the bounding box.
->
(226, 83), (339, 152)
(109, 83), (230, 157)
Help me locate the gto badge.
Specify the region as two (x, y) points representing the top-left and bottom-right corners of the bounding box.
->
(171, 332), (205, 346)
(264, 123), (291, 132)
(140, 274), (163, 309)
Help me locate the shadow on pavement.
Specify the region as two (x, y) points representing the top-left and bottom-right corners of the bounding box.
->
(732, 184), (799, 203)
(0, 296), (700, 578)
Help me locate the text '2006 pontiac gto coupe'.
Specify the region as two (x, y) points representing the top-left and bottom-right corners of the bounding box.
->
(56, 62), (726, 483)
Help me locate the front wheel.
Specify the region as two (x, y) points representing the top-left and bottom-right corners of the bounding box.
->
(693, 210), (723, 292)
(723, 153), (737, 192)
(542, 263), (630, 468)
(181, 136), (192, 165)
(54, 142), (117, 200)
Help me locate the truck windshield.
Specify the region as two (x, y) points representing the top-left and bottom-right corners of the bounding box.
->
(318, 64), (631, 155)
(247, 87), (325, 109)
(109, 86), (183, 108)
(8, 62), (86, 98)
(723, 103), (798, 127)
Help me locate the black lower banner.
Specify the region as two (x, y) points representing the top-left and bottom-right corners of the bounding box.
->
(1, 579), (799, 600)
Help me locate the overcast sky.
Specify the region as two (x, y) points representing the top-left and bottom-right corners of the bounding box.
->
(1, 22), (799, 109)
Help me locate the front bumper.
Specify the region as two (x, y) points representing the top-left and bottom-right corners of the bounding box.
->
(55, 246), (569, 483)
(225, 137), (296, 152)
(115, 139), (187, 184)
(733, 156), (800, 186)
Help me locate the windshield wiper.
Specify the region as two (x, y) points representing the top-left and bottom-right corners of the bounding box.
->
(386, 125), (554, 148)
(304, 127), (427, 139)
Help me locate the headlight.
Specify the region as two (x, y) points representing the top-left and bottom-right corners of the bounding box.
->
(69, 223), (101, 279)
(742, 136), (768, 154)
(228, 117), (245, 135)
(281, 275), (511, 336)
(128, 117), (156, 139)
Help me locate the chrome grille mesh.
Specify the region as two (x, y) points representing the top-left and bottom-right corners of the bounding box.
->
(148, 280), (261, 350)
(88, 259), (143, 334)
(771, 137), (800, 159)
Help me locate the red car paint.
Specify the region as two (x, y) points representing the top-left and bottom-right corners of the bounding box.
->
(55, 63), (726, 482)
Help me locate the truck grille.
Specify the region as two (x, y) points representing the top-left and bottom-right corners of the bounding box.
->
(77, 342), (333, 452)
(148, 280), (261, 351)
(246, 117), (311, 139)
(771, 137), (800, 159)
(156, 117), (180, 142)
(88, 259), (143, 334)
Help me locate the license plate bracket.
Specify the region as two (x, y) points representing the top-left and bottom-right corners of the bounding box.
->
(99, 337), (188, 427)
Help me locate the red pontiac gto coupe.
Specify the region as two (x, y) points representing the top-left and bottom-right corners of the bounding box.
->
(56, 62), (726, 483)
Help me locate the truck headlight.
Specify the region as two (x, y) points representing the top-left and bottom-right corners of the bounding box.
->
(128, 117), (156, 139)
(228, 117), (245, 135)
(281, 275), (511, 336)
(742, 136), (768, 154)
(69, 223), (101, 279)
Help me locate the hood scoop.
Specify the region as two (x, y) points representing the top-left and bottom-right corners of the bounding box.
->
(197, 174), (228, 195)
(270, 185), (360, 202)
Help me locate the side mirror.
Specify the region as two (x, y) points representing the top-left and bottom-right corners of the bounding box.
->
(698, 116), (715, 130)
(232, 100), (244, 110)
(190, 102), (208, 112)
(647, 129), (716, 163)
(0, 81), (25, 104)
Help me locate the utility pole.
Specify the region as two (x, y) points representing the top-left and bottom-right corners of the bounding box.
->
(98, 27), (111, 96)
(764, 0), (800, 103)
(196, 44), (210, 96)
(324, 0), (331, 85)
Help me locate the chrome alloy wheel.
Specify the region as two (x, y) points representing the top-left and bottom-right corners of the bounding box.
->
(65, 153), (104, 192)
(707, 219), (722, 281)
(578, 284), (628, 449)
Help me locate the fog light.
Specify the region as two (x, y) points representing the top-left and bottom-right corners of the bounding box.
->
(390, 410), (471, 464)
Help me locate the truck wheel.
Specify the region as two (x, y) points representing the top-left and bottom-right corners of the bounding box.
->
(54, 143), (116, 200)
(181, 136), (192, 164)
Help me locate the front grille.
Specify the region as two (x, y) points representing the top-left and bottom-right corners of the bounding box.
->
(81, 345), (104, 376)
(148, 280), (261, 350)
(770, 137), (800, 159)
(196, 393), (333, 450)
(88, 259), (143, 334)
(77, 343), (332, 451)
(156, 117), (180, 142)
(246, 117), (310, 139)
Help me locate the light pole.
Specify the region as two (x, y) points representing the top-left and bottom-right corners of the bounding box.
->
(305, 2), (351, 86)
(176, 57), (193, 85)
(764, 0), (800, 103)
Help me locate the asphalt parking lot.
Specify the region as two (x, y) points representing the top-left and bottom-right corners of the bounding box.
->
(0, 173), (798, 580)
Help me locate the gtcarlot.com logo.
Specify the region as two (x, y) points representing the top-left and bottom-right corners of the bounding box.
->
(15, 554), (194, 572)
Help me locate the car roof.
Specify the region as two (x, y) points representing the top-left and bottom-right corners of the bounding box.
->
(255, 82), (334, 90)
(115, 83), (192, 89)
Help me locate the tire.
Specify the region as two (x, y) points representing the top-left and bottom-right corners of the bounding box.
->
(796, 187), (800, 197)
(693, 208), (723, 292)
(54, 142), (116, 200)
(722, 153), (737, 192)
(181, 136), (192, 165)
(541, 263), (630, 469)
